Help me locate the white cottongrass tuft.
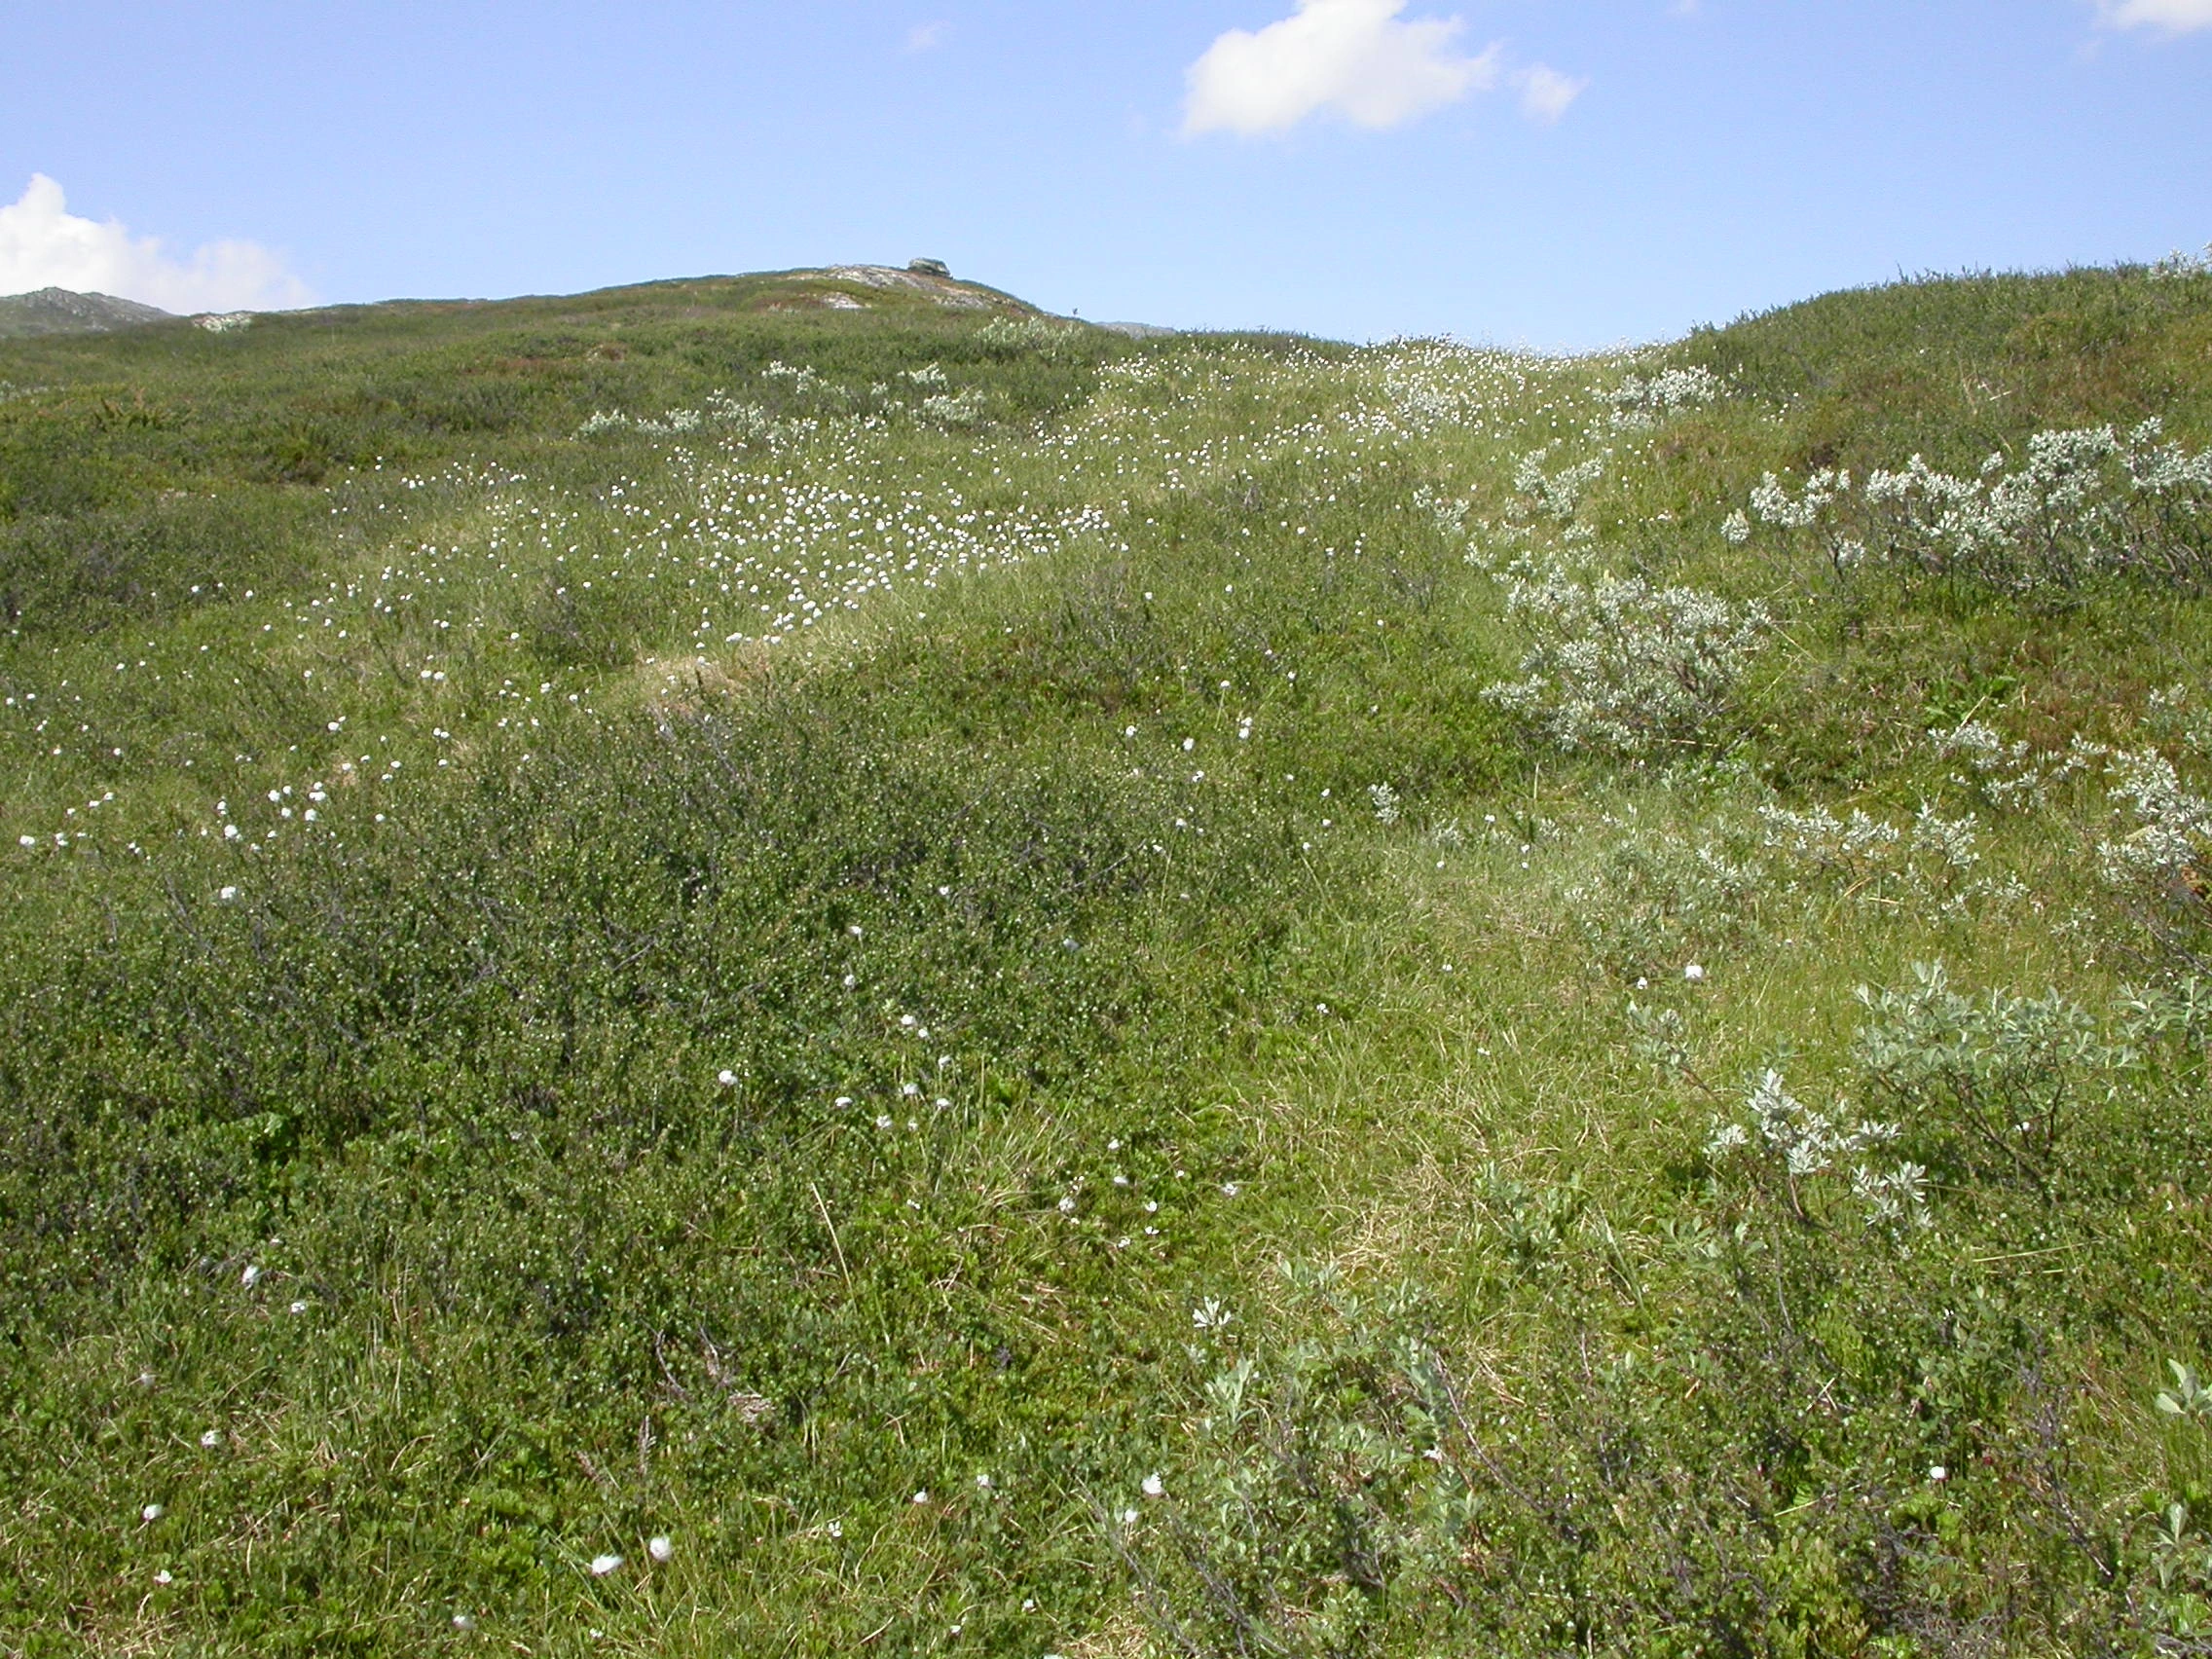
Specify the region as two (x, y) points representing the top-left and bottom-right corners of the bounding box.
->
(589, 1553), (624, 1576)
(647, 1534), (674, 1562)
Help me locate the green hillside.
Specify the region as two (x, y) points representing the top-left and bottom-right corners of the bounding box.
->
(4, 258), (2212, 1657)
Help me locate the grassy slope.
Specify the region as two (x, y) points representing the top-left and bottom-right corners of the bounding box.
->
(2, 264), (2210, 1656)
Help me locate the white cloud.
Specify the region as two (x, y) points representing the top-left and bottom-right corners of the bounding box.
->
(0, 174), (312, 313)
(905, 19), (948, 52)
(2097, 0), (2212, 29)
(1183, 0), (1500, 137)
(1517, 63), (1588, 124)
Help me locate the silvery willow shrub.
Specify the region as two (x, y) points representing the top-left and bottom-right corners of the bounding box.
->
(2149, 242), (2212, 280)
(1755, 797), (2007, 916)
(916, 387), (987, 427)
(2146, 681), (2212, 757)
(1756, 801), (1900, 877)
(1854, 962), (2127, 1198)
(1410, 483), (1471, 545)
(1484, 559), (1773, 755)
(1115, 1266), (1470, 1659)
(1705, 1069), (1928, 1232)
(975, 314), (1092, 361)
(1731, 421), (2212, 597)
(2119, 975), (2212, 1052)
(1722, 467), (1862, 580)
(2092, 744), (2212, 969)
(1122, 1248), (2120, 1656)
(1926, 718), (2103, 813)
(1510, 447), (1609, 520)
(2100, 747), (2212, 912)
(1604, 364), (1723, 431)
(2147, 1361), (2212, 1641)
(577, 389), (781, 441)
(1563, 826), (1765, 978)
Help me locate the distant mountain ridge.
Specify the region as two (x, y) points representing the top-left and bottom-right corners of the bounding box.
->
(0, 274), (1166, 339)
(0, 287), (174, 339)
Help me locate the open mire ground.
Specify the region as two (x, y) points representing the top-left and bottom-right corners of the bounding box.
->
(4, 260), (2212, 1656)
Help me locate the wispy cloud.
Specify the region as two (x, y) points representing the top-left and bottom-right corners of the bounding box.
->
(2095, 0), (2212, 30)
(1182, 0), (1501, 137)
(1517, 64), (1588, 125)
(905, 19), (948, 53)
(0, 174), (312, 313)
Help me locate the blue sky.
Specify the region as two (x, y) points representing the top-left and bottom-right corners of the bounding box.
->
(3, 1), (2207, 346)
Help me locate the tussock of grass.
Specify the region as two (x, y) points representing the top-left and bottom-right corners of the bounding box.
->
(4, 263), (2212, 1654)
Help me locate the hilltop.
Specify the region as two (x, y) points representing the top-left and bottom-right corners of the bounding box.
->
(2, 260), (2211, 1656)
(0, 260), (1035, 349)
(0, 286), (174, 339)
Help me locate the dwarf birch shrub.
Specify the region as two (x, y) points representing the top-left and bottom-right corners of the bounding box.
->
(1484, 560), (1773, 755)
